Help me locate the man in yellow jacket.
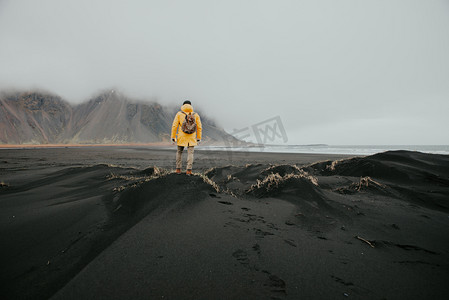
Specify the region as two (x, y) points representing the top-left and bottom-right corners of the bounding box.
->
(171, 100), (202, 175)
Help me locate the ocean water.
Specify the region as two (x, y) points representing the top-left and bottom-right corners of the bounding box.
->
(201, 145), (449, 156)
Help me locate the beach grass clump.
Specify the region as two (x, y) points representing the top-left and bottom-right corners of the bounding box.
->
(107, 173), (146, 181)
(154, 166), (170, 177)
(300, 158), (350, 176)
(248, 173), (283, 193)
(247, 170), (319, 195)
(108, 166), (169, 181)
(262, 163), (313, 177)
(326, 159), (346, 172)
(355, 176), (386, 191)
(335, 176), (387, 194)
(226, 174), (240, 183)
(261, 164), (279, 174)
(113, 185), (126, 192)
(284, 172), (319, 186)
(195, 172), (220, 193)
(110, 166), (170, 192)
(262, 163), (301, 173)
(222, 187), (238, 198)
(105, 163), (125, 168)
(204, 167), (216, 177)
(197, 167), (240, 195)
(324, 157), (358, 173)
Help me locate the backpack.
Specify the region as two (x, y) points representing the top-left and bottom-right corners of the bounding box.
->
(181, 112), (197, 134)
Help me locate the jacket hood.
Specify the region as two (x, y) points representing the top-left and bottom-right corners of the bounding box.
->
(181, 104), (193, 113)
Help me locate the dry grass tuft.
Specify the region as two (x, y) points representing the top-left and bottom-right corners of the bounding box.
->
(110, 166), (170, 192)
(262, 164), (303, 174)
(113, 186), (126, 192)
(107, 173), (146, 181)
(154, 166), (170, 177)
(326, 159), (345, 172)
(204, 167), (216, 176)
(226, 174), (240, 183)
(355, 176), (385, 191)
(222, 187), (238, 198)
(334, 176), (387, 194)
(247, 169), (318, 194)
(105, 163), (125, 168)
(285, 172), (319, 186)
(247, 173), (283, 193)
(195, 172), (220, 193)
(262, 164), (317, 180)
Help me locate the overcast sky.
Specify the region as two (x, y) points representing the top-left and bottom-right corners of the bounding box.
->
(0, 0), (448, 145)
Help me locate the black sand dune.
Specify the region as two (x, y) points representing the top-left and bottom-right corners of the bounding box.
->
(1, 148), (448, 299)
(305, 150), (449, 212)
(0, 164), (137, 299)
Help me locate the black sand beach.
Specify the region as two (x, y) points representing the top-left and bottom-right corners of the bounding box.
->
(1, 147), (448, 299)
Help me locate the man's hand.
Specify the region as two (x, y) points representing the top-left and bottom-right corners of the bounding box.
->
(171, 138), (176, 144)
(197, 139), (201, 144)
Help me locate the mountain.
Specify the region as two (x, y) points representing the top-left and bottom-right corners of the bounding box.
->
(65, 91), (173, 144)
(0, 90), (236, 145)
(0, 91), (72, 144)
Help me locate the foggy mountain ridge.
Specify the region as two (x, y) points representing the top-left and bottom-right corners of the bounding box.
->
(0, 90), (236, 145)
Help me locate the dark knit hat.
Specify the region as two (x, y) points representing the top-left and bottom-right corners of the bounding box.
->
(183, 100), (191, 105)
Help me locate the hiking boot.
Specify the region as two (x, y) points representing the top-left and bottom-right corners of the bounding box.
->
(186, 169), (192, 176)
(175, 168), (181, 174)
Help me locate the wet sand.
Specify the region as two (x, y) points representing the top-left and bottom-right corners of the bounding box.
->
(1, 147), (448, 299)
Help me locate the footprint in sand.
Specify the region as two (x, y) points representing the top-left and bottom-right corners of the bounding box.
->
(331, 275), (354, 287)
(253, 228), (274, 239)
(284, 239), (297, 247)
(218, 201), (233, 205)
(252, 243), (261, 255)
(232, 249), (249, 266)
(263, 272), (287, 298)
(224, 221), (240, 229)
(266, 223), (280, 230)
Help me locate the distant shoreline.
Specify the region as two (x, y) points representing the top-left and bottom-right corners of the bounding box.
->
(1, 143), (448, 156)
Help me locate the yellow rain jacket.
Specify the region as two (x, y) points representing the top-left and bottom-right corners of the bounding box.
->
(171, 104), (202, 147)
